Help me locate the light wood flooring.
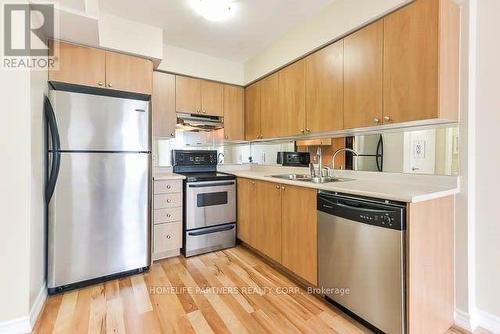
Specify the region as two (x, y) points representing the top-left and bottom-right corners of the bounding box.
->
(34, 246), (467, 334)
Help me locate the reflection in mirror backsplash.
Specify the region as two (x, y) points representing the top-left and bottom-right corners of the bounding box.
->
(154, 126), (458, 176)
(295, 126), (459, 176)
(154, 129), (294, 166)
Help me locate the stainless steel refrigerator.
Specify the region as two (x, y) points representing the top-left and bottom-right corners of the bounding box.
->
(45, 89), (151, 294)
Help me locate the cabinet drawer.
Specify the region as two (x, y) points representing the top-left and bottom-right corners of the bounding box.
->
(154, 180), (182, 194)
(154, 222), (182, 253)
(154, 193), (182, 209)
(153, 207), (182, 224)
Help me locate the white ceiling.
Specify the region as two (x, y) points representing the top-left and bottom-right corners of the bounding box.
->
(97, 0), (336, 62)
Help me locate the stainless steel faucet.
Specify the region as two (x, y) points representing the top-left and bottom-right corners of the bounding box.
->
(331, 148), (359, 176)
(317, 146), (322, 177)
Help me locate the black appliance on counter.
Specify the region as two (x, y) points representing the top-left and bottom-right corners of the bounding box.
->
(172, 150), (236, 257)
(276, 151), (311, 167)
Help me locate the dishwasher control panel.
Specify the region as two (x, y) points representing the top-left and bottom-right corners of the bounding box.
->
(318, 192), (406, 231)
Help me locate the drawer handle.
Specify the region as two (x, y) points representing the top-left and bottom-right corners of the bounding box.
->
(166, 235), (171, 239)
(166, 185), (171, 189)
(188, 225), (235, 236)
(166, 199), (171, 203)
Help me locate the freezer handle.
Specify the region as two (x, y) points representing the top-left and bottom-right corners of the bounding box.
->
(45, 96), (61, 201)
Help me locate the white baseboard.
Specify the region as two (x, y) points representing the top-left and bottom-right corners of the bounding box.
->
(475, 309), (500, 334)
(455, 308), (474, 332)
(0, 316), (31, 334)
(0, 283), (47, 334)
(29, 283), (47, 330)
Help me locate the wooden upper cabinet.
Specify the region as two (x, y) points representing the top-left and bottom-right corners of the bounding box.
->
(260, 73), (280, 139)
(255, 181), (282, 263)
(236, 178), (257, 247)
(49, 40), (153, 95)
(281, 185), (317, 285)
(49, 40), (106, 87)
(245, 82), (262, 140)
(201, 80), (223, 116)
(176, 76), (201, 113)
(152, 72), (176, 138)
(223, 85), (245, 141)
(344, 21), (384, 129)
(279, 59), (306, 137)
(105, 51), (153, 95)
(384, 0), (459, 124)
(305, 40), (344, 133)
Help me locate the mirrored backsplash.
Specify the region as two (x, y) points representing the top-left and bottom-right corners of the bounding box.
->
(154, 126), (459, 176)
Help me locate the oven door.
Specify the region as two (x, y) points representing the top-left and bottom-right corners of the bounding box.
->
(185, 180), (236, 230)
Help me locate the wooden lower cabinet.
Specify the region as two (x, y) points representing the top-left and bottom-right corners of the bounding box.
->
(236, 178), (257, 246)
(255, 181), (282, 263)
(281, 185), (317, 285)
(236, 178), (318, 284)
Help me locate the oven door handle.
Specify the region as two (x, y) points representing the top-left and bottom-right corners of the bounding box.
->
(188, 225), (235, 236)
(188, 181), (235, 188)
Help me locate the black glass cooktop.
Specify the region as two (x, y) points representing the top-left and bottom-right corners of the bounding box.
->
(178, 172), (236, 183)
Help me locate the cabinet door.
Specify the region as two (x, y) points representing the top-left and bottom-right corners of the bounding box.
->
(279, 59), (306, 137)
(282, 185), (317, 285)
(260, 73), (281, 139)
(223, 85), (245, 141)
(255, 181), (282, 263)
(305, 40), (344, 133)
(49, 40), (106, 88)
(105, 51), (153, 95)
(176, 76), (201, 113)
(152, 72), (176, 138)
(383, 0), (439, 124)
(236, 178), (256, 247)
(344, 21), (383, 129)
(245, 82), (261, 140)
(201, 80), (224, 116)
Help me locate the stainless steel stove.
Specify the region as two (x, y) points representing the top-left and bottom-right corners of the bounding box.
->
(172, 150), (236, 257)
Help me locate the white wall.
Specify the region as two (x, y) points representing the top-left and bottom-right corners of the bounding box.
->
(29, 66), (48, 312)
(474, 0), (500, 326)
(98, 12), (163, 60)
(158, 44), (244, 85)
(243, 0), (411, 83)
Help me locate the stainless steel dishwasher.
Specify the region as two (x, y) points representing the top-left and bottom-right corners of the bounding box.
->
(318, 191), (406, 334)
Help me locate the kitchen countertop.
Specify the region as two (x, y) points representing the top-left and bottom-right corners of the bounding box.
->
(153, 172), (186, 181)
(224, 168), (459, 203)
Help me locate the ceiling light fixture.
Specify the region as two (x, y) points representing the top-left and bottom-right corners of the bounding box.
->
(190, 0), (234, 22)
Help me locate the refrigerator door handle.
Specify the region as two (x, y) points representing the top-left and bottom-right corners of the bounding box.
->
(45, 96), (61, 201)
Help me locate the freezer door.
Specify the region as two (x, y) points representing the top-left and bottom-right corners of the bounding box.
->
(47, 152), (150, 289)
(49, 90), (150, 151)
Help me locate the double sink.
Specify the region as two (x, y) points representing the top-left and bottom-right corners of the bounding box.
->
(270, 174), (352, 184)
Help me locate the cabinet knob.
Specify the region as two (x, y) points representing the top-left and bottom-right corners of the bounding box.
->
(196, 109), (200, 113)
(166, 214), (171, 218)
(300, 129), (305, 133)
(373, 118), (380, 123)
(225, 135), (229, 139)
(202, 110), (206, 114)
(170, 133), (175, 137)
(384, 116), (391, 122)
(306, 128), (311, 133)
(107, 83), (113, 88)
(166, 199), (171, 203)
(275, 185), (280, 189)
(98, 82), (103, 86)
(166, 235), (171, 239)
(166, 185), (171, 189)
(281, 186), (285, 190)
